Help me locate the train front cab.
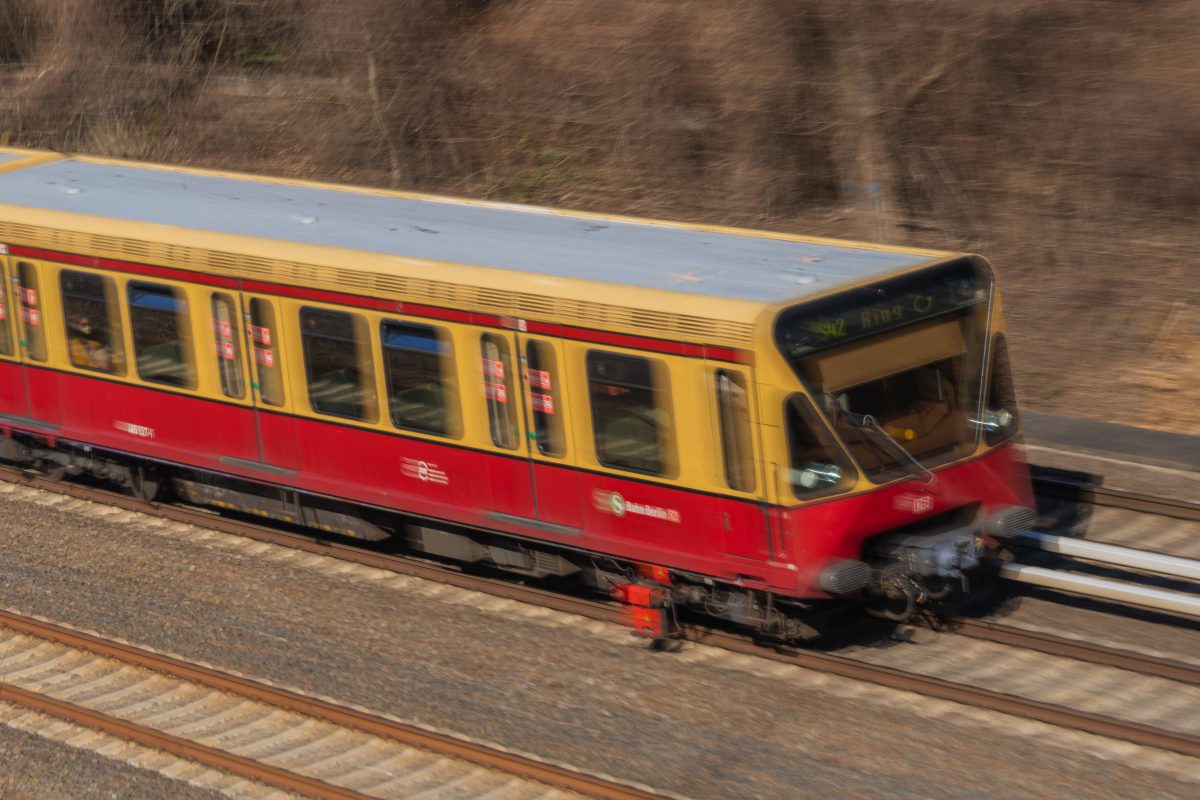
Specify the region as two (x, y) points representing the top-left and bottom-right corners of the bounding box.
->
(760, 255), (1036, 620)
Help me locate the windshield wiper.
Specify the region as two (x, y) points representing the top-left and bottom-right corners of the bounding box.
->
(841, 411), (937, 487)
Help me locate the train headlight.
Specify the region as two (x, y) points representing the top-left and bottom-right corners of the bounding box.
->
(817, 559), (870, 594)
(985, 505), (1038, 539)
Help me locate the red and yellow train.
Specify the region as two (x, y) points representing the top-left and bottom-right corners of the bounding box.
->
(0, 147), (1034, 640)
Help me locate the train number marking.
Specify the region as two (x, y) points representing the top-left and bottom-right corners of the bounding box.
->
(114, 420), (156, 439)
(401, 458), (448, 486)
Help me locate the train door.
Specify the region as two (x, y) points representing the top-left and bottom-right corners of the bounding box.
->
(10, 258), (61, 427)
(515, 330), (584, 534)
(477, 329), (537, 524)
(708, 362), (770, 560)
(238, 293), (299, 475)
(0, 250), (28, 420)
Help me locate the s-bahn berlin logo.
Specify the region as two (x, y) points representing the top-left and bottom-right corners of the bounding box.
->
(592, 490), (681, 524)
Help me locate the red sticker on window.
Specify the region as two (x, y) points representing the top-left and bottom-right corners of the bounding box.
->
(484, 382), (508, 403)
(216, 319), (233, 340)
(526, 368), (551, 390)
(254, 346), (274, 367)
(22, 307), (39, 326)
(531, 392), (554, 414)
(220, 341), (236, 360)
(20, 287), (37, 307)
(0, 302), (6, 320)
(483, 358), (505, 380)
(250, 325), (272, 345)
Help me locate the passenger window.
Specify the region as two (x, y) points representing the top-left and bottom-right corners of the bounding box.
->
(61, 270), (124, 375)
(249, 299), (284, 406)
(129, 282), (196, 388)
(0, 270), (13, 356)
(716, 370), (755, 491)
(15, 262), (47, 362)
(301, 307), (377, 422)
(382, 320), (458, 436)
(211, 293), (245, 398)
(786, 394), (856, 499)
(481, 333), (517, 449)
(526, 340), (564, 457)
(587, 351), (675, 476)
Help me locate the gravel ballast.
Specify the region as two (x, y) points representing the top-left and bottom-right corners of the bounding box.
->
(0, 481), (1197, 799)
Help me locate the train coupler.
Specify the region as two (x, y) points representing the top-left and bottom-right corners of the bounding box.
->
(611, 583), (680, 643)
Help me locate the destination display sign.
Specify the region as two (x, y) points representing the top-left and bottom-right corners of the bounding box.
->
(776, 259), (990, 359)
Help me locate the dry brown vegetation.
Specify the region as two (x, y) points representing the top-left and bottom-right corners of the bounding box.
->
(1, 0), (1197, 431)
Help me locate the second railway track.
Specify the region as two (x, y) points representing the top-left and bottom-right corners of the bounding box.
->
(0, 609), (669, 800)
(2, 463), (1199, 765)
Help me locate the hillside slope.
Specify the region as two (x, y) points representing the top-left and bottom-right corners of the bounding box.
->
(2, 0), (1197, 430)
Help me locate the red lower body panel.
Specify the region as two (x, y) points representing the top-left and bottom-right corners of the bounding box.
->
(6, 369), (1032, 601)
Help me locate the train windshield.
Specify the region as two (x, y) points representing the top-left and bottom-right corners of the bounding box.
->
(775, 258), (993, 482)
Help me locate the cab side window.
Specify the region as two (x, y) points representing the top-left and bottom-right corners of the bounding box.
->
(128, 281), (196, 388)
(716, 369), (754, 491)
(61, 270), (124, 375)
(587, 351), (675, 476)
(786, 394), (856, 499)
(15, 261), (46, 361)
(301, 306), (378, 422)
(382, 320), (458, 436)
(0, 270), (13, 356)
(211, 293), (245, 398)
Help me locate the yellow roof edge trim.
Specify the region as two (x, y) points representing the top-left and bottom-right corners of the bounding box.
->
(0, 203), (763, 345)
(64, 149), (955, 259)
(0, 148), (64, 175)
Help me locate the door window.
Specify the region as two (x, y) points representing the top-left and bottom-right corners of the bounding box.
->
(716, 369), (754, 491)
(15, 262), (46, 361)
(525, 340), (565, 457)
(211, 293), (245, 398)
(481, 333), (518, 449)
(0, 269), (13, 356)
(249, 299), (284, 406)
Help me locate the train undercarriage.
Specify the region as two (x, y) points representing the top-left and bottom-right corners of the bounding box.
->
(0, 428), (1027, 645)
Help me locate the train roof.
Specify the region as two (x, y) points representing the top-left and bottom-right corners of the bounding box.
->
(0, 149), (961, 345)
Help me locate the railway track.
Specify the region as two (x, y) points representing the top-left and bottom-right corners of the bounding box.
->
(2, 463), (1199, 765)
(1030, 469), (1200, 523)
(1013, 468), (1200, 619)
(0, 609), (668, 800)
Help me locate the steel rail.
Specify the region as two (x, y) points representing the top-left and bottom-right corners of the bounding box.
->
(1013, 531), (1200, 582)
(4, 465), (1200, 759)
(1031, 472), (1200, 523)
(0, 608), (668, 800)
(941, 616), (1200, 688)
(998, 563), (1200, 620)
(0, 679), (373, 800)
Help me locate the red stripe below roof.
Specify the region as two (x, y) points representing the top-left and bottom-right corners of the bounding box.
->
(9, 244), (754, 365)
(8, 245), (237, 288)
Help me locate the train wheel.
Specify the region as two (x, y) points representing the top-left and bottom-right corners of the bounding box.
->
(128, 465), (163, 502)
(35, 458), (66, 482)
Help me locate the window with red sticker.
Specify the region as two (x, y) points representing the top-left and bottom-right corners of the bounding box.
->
(526, 340), (565, 457)
(481, 333), (517, 449)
